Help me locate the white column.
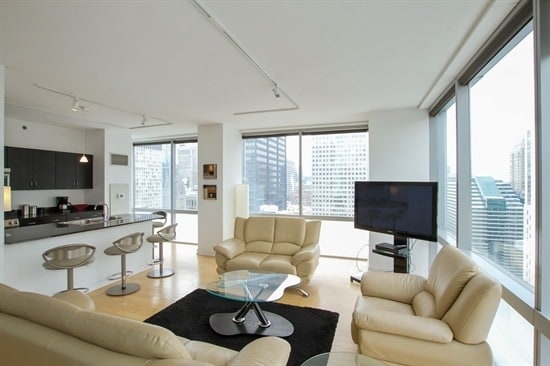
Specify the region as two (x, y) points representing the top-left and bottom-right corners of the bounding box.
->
(197, 124), (242, 256)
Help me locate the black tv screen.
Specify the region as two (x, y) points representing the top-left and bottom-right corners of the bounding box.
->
(354, 181), (438, 242)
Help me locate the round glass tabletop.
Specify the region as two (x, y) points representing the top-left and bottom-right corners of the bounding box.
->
(301, 352), (386, 366)
(206, 270), (300, 303)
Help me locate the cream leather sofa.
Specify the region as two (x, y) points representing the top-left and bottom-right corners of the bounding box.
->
(214, 216), (321, 295)
(0, 283), (291, 366)
(351, 245), (501, 366)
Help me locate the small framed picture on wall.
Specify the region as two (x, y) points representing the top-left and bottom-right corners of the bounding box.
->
(203, 164), (217, 179)
(203, 185), (217, 200)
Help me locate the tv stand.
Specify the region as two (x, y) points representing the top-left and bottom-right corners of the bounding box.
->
(372, 235), (410, 273)
(350, 272), (363, 283)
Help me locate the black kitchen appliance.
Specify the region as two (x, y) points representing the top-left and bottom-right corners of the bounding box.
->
(56, 196), (71, 213)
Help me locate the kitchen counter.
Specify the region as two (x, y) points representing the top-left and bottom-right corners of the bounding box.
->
(4, 213), (158, 244)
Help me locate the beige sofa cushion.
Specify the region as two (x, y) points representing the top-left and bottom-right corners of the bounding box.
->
(0, 285), (191, 360)
(244, 216), (275, 253)
(425, 245), (477, 318)
(272, 217), (306, 255)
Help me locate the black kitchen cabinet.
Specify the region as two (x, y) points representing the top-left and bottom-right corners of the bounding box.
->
(5, 146), (56, 190)
(55, 152), (93, 189)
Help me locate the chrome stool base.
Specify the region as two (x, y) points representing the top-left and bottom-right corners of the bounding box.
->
(147, 268), (175, 278)
(106, 283), (140, 296)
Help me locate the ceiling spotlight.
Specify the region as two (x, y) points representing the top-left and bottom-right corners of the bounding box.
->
(272, 86), (281, 99)
(71, 97), (80, 112)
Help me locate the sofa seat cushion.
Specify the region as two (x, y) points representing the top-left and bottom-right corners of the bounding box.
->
(357, 328), (492, 366)
(353, 297), (453, 344)
(226, 252), (270, 271)
(354, 296), (415, 325)
(259, 254), (297, 275)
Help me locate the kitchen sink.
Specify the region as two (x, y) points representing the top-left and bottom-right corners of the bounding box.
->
(64, 217), (106, 226)
(62, 216), (124, 226)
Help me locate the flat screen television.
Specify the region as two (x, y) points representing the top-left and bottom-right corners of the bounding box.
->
(354, 181), (438, 244)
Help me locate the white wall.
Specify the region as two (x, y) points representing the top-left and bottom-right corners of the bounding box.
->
(196, 123), (243, 256)
(104, 129), (132, 213)
(197, 124), (224, 255)
(222, 125), (243, 240)
(367, 107), (432, 275)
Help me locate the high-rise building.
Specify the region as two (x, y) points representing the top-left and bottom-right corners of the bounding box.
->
(174, 143), (198, 210)
(134, 144), (166, 208)
(244, 137), (287, 213)
(310, 133), (368, 217)
(471, 176), (524, 277)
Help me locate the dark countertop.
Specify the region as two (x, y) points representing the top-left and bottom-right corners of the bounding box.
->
(4, 213), (157, 244)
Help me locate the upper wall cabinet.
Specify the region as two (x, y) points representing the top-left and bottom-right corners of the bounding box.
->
(55, 152), (93, 189)
(5, 147), (93, 191)
(5, 146), (56, 190)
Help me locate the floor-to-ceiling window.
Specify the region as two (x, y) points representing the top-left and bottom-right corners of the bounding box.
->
(431, 1), (549, 361)
(243, 128), (369, 258)
(134, 140), (198, 243)
(470, 30), (535, 287)
(437, 101), (457, 245)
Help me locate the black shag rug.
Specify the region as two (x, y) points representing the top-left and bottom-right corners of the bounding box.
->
(145, 288), (339, 366)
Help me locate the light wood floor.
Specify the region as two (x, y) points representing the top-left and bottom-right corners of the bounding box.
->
(89, 242), (366, 353)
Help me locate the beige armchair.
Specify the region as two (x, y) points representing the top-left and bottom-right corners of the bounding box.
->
(214, 216), (321, 297)
(351, 245), (501, 366)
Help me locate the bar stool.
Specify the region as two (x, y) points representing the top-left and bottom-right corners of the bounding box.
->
(146, 223), (177, 278)
(42, 244), (96, 293)
(149, 210), (167, 265)
(104, 232), (144, 296)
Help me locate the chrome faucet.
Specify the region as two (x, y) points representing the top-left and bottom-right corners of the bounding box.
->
(94, 202), (110, 221)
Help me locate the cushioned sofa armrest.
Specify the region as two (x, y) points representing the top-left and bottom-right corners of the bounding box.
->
(214, 239), (246, 260)
(354, 309), (453, 343)
(229, 336), (291, 366)
(291, 244), (320, 265)
(361, 271), (426, 304)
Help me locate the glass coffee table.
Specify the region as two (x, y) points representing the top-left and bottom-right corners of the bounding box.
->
(301, 352), (386, 366)
(206, 270), (300, 337)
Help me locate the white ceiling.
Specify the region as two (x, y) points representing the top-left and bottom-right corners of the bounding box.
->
(1, 0), (519, 140)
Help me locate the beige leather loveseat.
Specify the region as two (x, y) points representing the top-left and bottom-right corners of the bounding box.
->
(214, 216), (321, 295)
(351, 245), (501, 366)
(0, 283), (291, 366)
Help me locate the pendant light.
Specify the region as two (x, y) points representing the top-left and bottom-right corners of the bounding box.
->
(79, 106), (88, 163)
(79, 127), (88, 163)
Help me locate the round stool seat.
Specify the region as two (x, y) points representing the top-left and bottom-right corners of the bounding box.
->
(42, 244), (96, 293)
(104, 246), (126, 256)
(53, 290), (96, 311)
(146, 233), (166, 243)
(152, 221), (165, 229)
(42, 244), (95, 270)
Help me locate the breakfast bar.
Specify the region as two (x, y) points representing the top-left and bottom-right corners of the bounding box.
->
(2, 213), (158, 296)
